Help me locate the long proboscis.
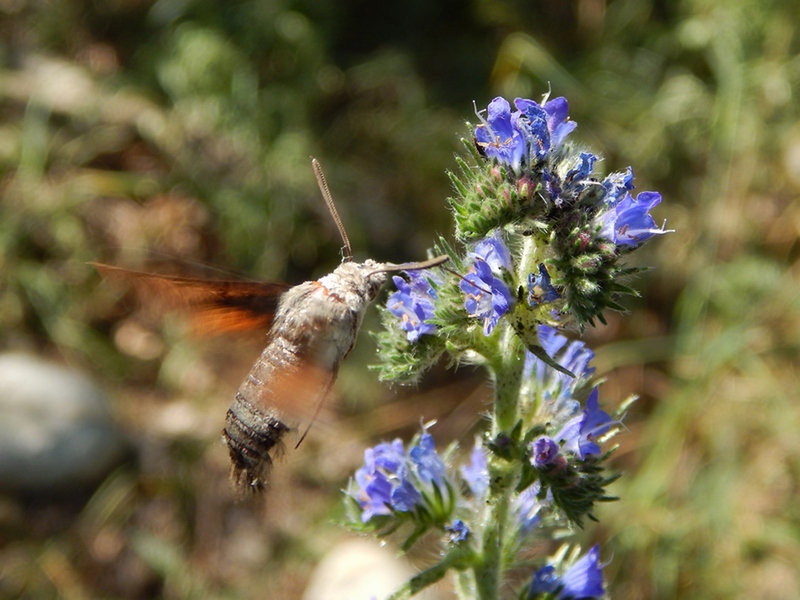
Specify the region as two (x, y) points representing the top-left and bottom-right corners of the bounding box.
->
(371, 254), (450, 275)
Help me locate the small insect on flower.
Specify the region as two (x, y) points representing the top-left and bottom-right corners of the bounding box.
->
(94, 159), (448, 496)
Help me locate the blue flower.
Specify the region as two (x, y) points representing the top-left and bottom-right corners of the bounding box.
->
(514, 481), (548, 535)
(555, 388), (615, 460)
(387, 270), (440, 342)
(536, 324), (569, 359)
(529, 545), (605, 599)
(527, 264), (560, 305)
(354, 439), (421, 523)
(471, 229), (514, 272)
(353, 440), (407, 521)
(354, 467), (394, 522)
(515, 98), (552, 162)
(535, 326), (595, 383)
(563, 152), (598, 190)
(351, 432), (452, 523)
(516, 96), (577, 159)
(541, 96), (578, 148)
(524, 325), (596, 423)
(460, 231), (515, 335)
(601, 167), (635, 204)
(596, 189), (671, 247)
(531, 436), (560, 468)
(409, 433), (447, 487)
(391, 477), (423, 512)
(529, 565), (560, 595)
(475, 96), (576, 171)
(446, 519), (470, 543)
(461, 438), (490, 498)
(560, 545), (605, 598)
(370, 439), (406, 472)
(475, 97), (527, 172)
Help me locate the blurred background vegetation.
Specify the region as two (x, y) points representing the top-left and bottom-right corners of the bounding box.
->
(0, 0), (799, 598)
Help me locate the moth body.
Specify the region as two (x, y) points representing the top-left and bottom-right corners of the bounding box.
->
(93, 159), (448, 496)
(223, 259), (387, 493)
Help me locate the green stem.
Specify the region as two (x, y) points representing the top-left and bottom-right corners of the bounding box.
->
(517, 231), (543, 280)
(490, 326), (524, 435)
(474, 326), (524, 599)
(473, 490), (511, 599)
(454, 568), (476, 599)
(387, 547), (473, 600)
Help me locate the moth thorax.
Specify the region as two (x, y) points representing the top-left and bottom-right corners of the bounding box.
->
(325, 259), (388, 304)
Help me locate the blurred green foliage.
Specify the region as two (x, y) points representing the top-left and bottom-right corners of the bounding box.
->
(0, 0), (799, 598)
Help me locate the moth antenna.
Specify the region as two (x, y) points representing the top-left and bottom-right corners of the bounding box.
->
(311, 157), (353, 261)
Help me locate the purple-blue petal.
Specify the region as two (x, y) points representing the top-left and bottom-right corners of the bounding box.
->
(409, 433), (447, 486)
(461, 270), (493, 319)
(596, 186), (669, 247)
(542, 96), (577, 147)
(475, 97), (527, 171)
(391, 478), (423, 512)
(559, 545), (605, 599)
(556, 388), (613, 460)
(461, 258), (514, 336)
(613, 191), (665, 246)
(518, 102), (551, 160)
(531, 436), (560, 467)
(371, 439), (406, 473)
(536, 324), (568, 358)
(484, 97), (515, 139)
(602, 167), (635, 206)
(387, 272), (439, 342)
(515, 481), (544, 534)
(565, 152), (597, 186)
(528, 264), (560, 305)
(473, 231), (514, 273)
(582, 388), (613, 439)
(446, 519), (470, 543)
(461, 440), (489, 498)
(356, 471), (394, 522)
(529, 565), (560, 595)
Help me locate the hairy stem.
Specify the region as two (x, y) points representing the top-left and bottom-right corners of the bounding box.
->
(473, 488), (512, 599)
(489, 326), (524, 435)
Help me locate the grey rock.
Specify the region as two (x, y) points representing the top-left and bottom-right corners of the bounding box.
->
(303, 538), (447, 600)
(0, 354), (131, 494)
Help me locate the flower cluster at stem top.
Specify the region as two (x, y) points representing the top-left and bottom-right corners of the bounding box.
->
(356, 92), (670, 599)
(375, 93), (671, 387)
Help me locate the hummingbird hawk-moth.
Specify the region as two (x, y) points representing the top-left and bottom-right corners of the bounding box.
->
(95, 159), (448, 495)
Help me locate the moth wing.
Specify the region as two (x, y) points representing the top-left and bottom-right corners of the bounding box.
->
(242, 354), (338, 432)
(92, 262), (290, 335)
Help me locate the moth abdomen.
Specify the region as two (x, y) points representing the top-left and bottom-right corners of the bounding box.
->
(223, 392), (291, 494)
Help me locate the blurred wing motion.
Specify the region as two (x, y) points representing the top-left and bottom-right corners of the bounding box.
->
(93, 259), (388, 496)
(92, 156), (450, 498)
(92, 262), (290, 335)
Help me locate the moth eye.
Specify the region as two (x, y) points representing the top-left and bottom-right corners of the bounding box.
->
(367, 279), (384, 299)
